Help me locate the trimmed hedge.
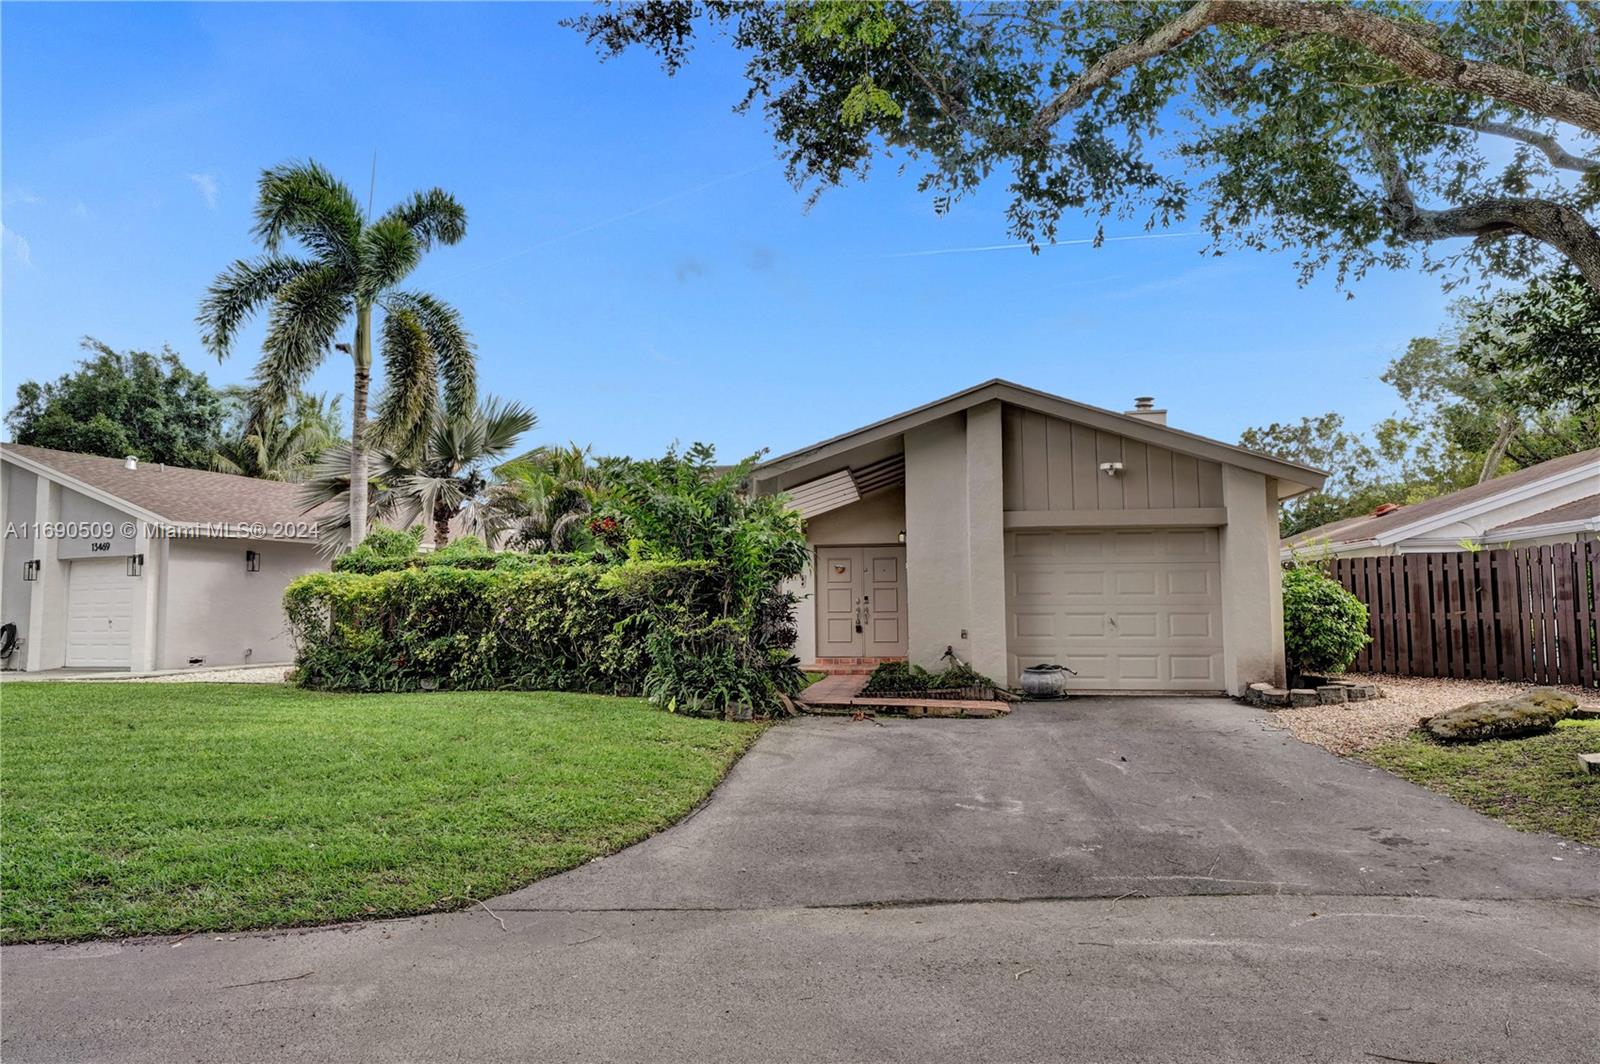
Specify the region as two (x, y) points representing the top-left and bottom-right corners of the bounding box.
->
(284, 558), (796, 712)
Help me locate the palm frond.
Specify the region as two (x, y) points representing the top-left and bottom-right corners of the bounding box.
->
(359, 217), (421, 300)
(387, 291), (477, 418)
(381, 188), (467, 251)
(251, 160), (362, 269)
(197, 255), (311, 360)
(476, 396), (538, 457)
(371, 305), (437, 457)
(255, 266), (351, 409)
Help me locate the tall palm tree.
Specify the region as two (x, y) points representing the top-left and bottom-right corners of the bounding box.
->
(492, 443), (608, 552)
(212, 388), (343, 482)
(198, 160), (476, 544)
(302, 397), (537, 552)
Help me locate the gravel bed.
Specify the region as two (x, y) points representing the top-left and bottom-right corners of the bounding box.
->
(91, 665), (291, 685)
(1268, 672), (1598, 755)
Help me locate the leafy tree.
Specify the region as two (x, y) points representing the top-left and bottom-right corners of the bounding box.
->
(198, 160), (477, 545)
(5, 337), (224, 467)
(212, 388), (343, 482)
(301, 397), (537, 551)
(1244, 275), (1598, 537)
(570, 2), (1600, 292)
(1453, 267), (1600, 409)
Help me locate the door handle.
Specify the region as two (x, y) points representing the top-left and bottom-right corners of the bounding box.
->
(861, 598), (871, 625)
(854, 602), (863, 632)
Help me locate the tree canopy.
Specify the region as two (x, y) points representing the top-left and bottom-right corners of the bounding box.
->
(571, 1), (1600, 292)
(1243, 275), (1598, 537)
(4, 338), (225, 468)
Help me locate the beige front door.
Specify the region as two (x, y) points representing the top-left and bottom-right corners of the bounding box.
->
(815, 546), (908, 658)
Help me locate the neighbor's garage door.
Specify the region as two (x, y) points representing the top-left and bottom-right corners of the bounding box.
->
(1005, 527), (1224, 691)
(65, 558), (135, 668)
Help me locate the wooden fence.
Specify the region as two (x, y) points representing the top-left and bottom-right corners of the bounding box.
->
(1326, 539), (1598, 688)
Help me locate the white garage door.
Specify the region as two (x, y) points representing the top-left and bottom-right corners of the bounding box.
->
(1005, 527), (1224, 692)
(66, 558), (135, 669)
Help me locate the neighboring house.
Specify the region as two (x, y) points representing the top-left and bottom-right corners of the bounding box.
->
(750, 380), (1326, 696)
(0, 444), (330, 672)
(1282, 448), (1600, 561)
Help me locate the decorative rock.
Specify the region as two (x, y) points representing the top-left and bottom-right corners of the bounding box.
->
(1579, 753), (1600, 775)
(1422, 688), (1578, 742)
(1288, 688), (1319, 707)
(1571, 707), (1600, 720)
(1317, 685), (1349, 705)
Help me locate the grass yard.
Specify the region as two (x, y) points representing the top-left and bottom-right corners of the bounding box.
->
(1359, 719), (1600, 847)
(1, 683), (764, 943)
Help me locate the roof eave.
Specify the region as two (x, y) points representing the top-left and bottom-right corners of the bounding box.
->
(751, 378), (1328, 493)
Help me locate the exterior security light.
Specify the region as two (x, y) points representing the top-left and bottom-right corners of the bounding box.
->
(22, 560), (40, 582)
(1099, 461), (1124, 477)
(245, 549), (261, 573)
(127, 554), (144, 577)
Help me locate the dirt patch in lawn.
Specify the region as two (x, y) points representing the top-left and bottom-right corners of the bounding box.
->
(1268, 673), (1598, 756)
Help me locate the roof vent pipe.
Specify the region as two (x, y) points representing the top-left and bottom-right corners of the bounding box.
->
(124, 456), (138, 471)
(1125, 396), (1168, 426)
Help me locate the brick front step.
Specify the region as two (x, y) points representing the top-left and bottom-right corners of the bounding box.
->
(805, 657), (906, 676)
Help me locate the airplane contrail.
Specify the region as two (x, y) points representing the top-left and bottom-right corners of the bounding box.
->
(884, 230), (1204, 258)
(436, 161), (773, 281)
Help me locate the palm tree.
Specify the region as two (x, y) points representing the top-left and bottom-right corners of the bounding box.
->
(492, 443), (608, 552)
(198, 159), (476, 544)
(212, 388), (343, 482)
(302, 397), (537, 552)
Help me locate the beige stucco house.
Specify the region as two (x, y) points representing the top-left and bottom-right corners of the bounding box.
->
(1, 444), (329, 672)
(751, 380), (1326, 697)
(1282, 447), (1599, 561)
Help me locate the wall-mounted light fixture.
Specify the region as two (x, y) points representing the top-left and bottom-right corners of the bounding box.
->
(22, 560), (40, 582)
(245, 549), (261, 573)
(127, 554), (144, 577)
(898, 530), (906, 544)
(1098, 461), (1124, 478)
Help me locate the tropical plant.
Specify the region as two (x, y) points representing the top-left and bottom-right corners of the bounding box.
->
(212, 387), (342, 481)
(5, 337), (225, 468)
(301, 397), (537, 552)
(492, 443), (609, 553)
(1282, 565), (1371, 678)
(197, 159), (477, 543)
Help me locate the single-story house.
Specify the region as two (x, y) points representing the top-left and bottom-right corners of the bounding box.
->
(1282, 447), (1599, 561)
(1, 443), (330, 672)
(750, 380), (1327, 696)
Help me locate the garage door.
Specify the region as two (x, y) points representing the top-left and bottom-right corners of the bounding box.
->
(1005, 528), (1224, 691)
(66, 558), (135, 668)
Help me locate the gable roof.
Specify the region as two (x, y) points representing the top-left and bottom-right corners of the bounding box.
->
(1, 443), (331, 540)
(1285, 448), (1600, 551)
(751, 378), (1327, 499)
(1484, 493), (1600, 537)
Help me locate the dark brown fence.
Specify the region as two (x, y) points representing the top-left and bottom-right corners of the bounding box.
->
(1326, 539), (1598, 688)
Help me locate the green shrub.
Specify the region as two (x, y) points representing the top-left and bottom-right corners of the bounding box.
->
(860, 659), (1001, 696)
(1282, 566), (1371, 677)
(287, 444), (808, 717)
(1421, 689), (1578, 743)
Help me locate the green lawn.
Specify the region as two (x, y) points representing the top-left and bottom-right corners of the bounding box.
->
(1359, 719), (1600, 846)
(1, 683), (764, 943)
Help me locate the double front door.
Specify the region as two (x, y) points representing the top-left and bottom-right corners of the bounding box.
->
(816, 545), (908, 658)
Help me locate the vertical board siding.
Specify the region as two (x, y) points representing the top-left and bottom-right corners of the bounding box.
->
(1325, 540), (1598, 686)
(1000, 407), (1224, 512)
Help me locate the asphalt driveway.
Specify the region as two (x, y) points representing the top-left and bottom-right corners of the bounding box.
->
(5, 698), (1598, 1063)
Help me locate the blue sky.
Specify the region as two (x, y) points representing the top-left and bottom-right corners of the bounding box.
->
(3, 2), (1457, 461)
